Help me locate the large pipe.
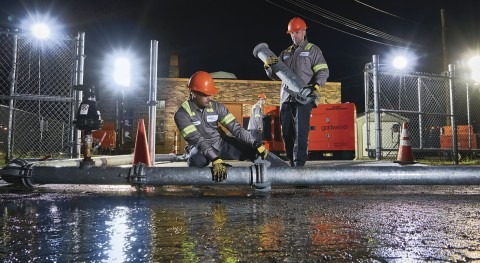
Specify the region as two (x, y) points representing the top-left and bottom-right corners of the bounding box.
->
(30, 154), (179, 167)
(4, 163), (480, 190)
(253, 43), (313, 104)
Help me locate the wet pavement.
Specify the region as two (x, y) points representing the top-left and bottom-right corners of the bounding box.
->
(2, 176), (480, 262)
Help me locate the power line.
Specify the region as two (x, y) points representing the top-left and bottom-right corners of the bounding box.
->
(265, 0), (404, 48)
(265, 0), (420, 49)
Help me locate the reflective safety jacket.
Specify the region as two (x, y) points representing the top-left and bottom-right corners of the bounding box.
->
(265, 40), (329, 105)
(174, 99), (256, 161)
(247, 102), (263, 131)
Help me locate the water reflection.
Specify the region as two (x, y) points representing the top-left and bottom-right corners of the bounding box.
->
(1, 186), (480, 261)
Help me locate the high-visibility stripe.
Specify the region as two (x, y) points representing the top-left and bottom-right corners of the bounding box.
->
(220, 113), (235, 126)
(254, 113), (261, 118)
(305, 43), (313, 50)
(313, 64), (328, 73)
(181, 124), (197, 137)
(181, 101), (194, 116)
(206, 102), (214, 112)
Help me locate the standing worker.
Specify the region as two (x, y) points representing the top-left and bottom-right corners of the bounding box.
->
(174, 71), (267, 182)
(247, 94), (267, 143)
(263, 17), (329, 167)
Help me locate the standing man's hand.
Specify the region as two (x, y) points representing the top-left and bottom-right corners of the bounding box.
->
(264, 56), (279, 69)
(306, 83), (321, 97)
(211, 158), (231, 182)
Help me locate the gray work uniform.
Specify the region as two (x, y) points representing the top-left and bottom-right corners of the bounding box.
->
(174, 99), (257, 167)
(265, 41), (329, 166)
(247, 101), (264, 142)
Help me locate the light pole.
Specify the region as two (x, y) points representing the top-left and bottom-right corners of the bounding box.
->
(113, 57), (131, 153)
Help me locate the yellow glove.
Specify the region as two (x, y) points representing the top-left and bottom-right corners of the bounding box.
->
(211, 158), (230, 182)
(307, 84), (321, 97)
(256, 145), (268, 159)
(264, 56), (279, 69)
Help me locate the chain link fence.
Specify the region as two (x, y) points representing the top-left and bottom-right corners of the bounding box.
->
(364, 56), (480, 163)
(0, 29), (82, 162)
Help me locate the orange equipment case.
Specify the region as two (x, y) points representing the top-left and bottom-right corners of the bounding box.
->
(255, 103), (356, 160)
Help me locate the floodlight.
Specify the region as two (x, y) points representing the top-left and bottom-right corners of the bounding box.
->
(31, 22), (51, 40)
(113, 58), (131, 87)
(392, 56), (408, 70)
(468, 55), (480, 83)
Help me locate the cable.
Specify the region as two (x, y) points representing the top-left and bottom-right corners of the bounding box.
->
(265, 0), (410, 48)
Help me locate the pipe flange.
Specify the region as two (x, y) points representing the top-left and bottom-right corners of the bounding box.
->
(252, 159), (270, 191)
(1, 158), (34, 189)
(129, 163), (147, 187)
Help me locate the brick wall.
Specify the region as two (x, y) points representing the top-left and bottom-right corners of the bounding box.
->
(113, 78), (341, 154)
(149, 78), (341, 154)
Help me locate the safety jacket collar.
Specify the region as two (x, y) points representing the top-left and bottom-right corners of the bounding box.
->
(288, 40), (309, 52)
(182, 99), (215, 117)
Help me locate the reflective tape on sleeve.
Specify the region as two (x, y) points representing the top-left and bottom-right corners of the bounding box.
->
(181, 124), (197, 137)
(220, 113), (235, 126)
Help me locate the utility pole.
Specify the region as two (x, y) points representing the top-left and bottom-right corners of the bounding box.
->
(441, 9), (448, 72)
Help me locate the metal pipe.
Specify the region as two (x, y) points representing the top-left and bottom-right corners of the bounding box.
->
(372, 55), (382, 160)
(253, 43), (313, 104)
(448, 64), (458, 164)
(72, 32), (86, 158)
(5, 163), (480, 188)
(30, 154), (179, 167)
(148, 40), (158, 163)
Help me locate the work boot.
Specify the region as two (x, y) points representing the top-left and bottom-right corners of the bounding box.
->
(295, 161), (305, 167)
(289, 160), (295, 167)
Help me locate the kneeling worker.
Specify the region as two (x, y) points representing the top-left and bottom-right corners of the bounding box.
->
(174, 71), (267, 182)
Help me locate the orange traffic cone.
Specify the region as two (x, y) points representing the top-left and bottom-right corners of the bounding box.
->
(133, 118), (152, 166)
(394, 121), (416, 165)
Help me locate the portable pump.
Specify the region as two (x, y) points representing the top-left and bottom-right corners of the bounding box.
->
(73, 85), (103, 167)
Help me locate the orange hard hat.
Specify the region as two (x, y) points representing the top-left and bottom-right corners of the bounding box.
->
(258, 94), (267, 100)
(187, 71), (218, 95)
(287, 17), (307, 33)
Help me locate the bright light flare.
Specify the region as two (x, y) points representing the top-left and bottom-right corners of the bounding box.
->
(468, 55), (480, 83)
(393, 56), (408, 70)
(31, 22), (51, 40)
(113, 58), (131, 87)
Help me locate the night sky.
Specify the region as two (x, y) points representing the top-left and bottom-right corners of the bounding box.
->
(1, 0), (479, 111)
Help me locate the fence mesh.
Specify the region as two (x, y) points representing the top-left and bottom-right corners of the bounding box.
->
(0, 29), (78, 161)
(364, 63), (480, 162)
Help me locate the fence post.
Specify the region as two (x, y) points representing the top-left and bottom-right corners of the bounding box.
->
(148, 40), (158, 163)
(7, 34), (18, 162)
(448, 64), (458, 164)
(372, 55), (382, 160)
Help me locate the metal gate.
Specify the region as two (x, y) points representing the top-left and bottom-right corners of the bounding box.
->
(0, 28), (84, 162)
(364, 55), (479, 162)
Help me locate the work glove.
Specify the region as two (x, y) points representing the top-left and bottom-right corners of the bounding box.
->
(306, 83), (321, 97)
(254, 142), (268, 159)
(211, 158), (231, 182)
(263, 56), (278, 69)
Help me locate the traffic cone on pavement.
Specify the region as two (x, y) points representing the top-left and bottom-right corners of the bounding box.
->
(394, 121), (416, 165)
(133, 118), (152, 166)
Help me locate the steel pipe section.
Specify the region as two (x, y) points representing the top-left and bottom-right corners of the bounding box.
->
(14, 166), (480, 186)
(6, 164), (480, 188)
(267, 166), (480, 185)
(253, 43), (313, 104)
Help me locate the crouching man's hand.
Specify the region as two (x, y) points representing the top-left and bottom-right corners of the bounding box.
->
(211, 158), (231, 182)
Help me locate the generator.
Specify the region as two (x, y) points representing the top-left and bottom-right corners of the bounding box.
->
(245, 103), (356, 160)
